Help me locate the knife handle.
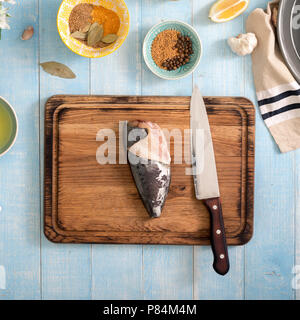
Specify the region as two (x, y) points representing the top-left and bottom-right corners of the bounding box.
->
(204, 197), (230, 276)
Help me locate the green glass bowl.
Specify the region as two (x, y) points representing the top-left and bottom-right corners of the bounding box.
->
(143, 20), (202, 80)
(0, 97), (18, 157)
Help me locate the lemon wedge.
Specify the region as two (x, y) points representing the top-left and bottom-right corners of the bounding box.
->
(209, 0), (249, 23)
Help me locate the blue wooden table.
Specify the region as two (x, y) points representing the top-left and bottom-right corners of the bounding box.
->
(0, 0), (299, 300)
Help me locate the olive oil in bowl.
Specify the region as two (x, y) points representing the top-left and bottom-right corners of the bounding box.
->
(0, 97), (17, 156)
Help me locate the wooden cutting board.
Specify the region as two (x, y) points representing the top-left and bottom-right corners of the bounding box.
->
(44, 95), (255, 245)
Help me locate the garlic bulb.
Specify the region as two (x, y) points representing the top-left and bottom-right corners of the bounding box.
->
(227, 33), (258, 56)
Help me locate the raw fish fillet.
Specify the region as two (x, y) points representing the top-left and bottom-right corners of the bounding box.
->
(126, 120), (171, 218)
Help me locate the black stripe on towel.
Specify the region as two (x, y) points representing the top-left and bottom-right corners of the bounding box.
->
(258, 88), (300, 106)
(262, 103), (300, 120)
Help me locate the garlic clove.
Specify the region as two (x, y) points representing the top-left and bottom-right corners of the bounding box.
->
(227, 32), (258, 56)
(21, 26), (34, 40)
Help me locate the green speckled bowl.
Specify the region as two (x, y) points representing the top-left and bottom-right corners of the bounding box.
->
(0, 96), (18, 158)
(143, 20), (202, 80)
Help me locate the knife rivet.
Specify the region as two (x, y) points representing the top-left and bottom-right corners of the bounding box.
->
(213, 205), (218, 210)
(216, 229), (221, 235)
(220, 254), (225, 259)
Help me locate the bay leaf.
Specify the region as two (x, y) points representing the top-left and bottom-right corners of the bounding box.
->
(40, 62), (76, 79)
(87, 23), (103, 47)
(71, 31), (88, 41)
(97, 41), (110, 48)
(101, 34), (118, 44)
(88, 22), (101, 33)
(80, 23), (91, 33)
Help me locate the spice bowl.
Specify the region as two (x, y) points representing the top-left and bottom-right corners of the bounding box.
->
(0, 96), (18, 158)
(143, 20), (202, 80)
(57, 0), (130, 58)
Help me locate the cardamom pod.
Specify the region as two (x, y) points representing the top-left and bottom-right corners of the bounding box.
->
(80, 23), (91, 33)
(87, 23), (104, 47)
(40, 62), (76, 79)
(97, 41), (110, 48)
(101, 34), (118, 44)
(71, 31), (88, 41)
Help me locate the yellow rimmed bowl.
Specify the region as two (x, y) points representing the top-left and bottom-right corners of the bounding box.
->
(57, 0), (130, 58)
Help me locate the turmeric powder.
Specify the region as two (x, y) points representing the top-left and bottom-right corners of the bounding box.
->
(91, 6), (120, 36)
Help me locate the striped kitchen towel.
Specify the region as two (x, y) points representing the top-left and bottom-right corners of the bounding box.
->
(246, 0), (300, 153)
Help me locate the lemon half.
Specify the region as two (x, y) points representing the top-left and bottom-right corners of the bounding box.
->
(209, 0), (249, 23)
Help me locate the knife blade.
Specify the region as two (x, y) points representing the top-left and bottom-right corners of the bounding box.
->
(190, 86), (230, 275)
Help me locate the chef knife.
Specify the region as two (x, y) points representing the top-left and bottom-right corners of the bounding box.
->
(190, 86), (230, 275)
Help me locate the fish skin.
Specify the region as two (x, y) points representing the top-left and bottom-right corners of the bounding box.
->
(126, 121), (171, 218)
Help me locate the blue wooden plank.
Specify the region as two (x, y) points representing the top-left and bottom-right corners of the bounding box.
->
(296, 150), (300, 300)
(244, 121), (294, 300)
(90, 0), (143, 300)
(141, 0), (193, 300)
(244, 0), (295, 300)
(0, 265), (5, 290)
(39, 0), (92, 300)
(193, 0), (245, 299)
(91, 245), (143, 300)
(0, 0), (41, 299)
(143, 246), (193, 300)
